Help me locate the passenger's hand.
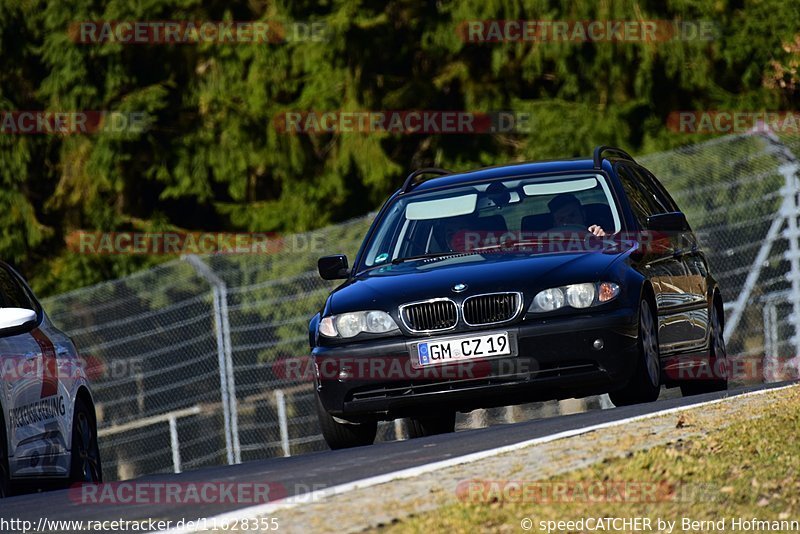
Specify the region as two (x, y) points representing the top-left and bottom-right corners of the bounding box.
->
(588, 225), (606, 237)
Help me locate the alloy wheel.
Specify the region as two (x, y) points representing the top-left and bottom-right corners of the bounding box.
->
(75, 412), (102, 483)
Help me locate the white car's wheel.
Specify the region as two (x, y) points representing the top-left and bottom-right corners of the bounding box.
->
(0, 418), (10, 498)
(69, 398), (103, 485)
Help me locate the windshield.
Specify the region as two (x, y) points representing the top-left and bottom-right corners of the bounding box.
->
(360, 174), (622, 269)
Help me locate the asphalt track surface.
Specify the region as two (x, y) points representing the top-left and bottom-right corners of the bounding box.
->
(0, 381), (794, 532)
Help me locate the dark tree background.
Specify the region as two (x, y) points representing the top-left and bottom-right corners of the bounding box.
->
(0, 0), (798, 296)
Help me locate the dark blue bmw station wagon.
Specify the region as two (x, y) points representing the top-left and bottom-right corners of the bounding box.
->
(309, 147), (727, 449)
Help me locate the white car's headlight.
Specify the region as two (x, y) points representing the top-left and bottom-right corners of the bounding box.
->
(320, 310), (399, 338)
(529, 282), (619, 312)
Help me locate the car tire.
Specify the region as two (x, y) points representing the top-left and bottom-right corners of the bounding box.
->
(609, 298), (661, 406)
(69, 398), (103, 485)
(0, 415), (11, 498)
(681, 301), (728, 396)
(404, 412), (456, 438)
(315, 394), (377, 450)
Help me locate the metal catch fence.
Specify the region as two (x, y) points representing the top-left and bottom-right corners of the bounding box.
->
(42, 130), (800, 481)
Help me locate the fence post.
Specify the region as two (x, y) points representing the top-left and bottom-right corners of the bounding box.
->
(217, 280), (242, 464)
(598, 394), (614, 410)
(394, 419), (406, 441)
(763, 300), (778, 379)
(184, 254), (241, 465)
(780, 160), (800, 370)
(276, 389), (290, 457)
(168, 415), (182, 474)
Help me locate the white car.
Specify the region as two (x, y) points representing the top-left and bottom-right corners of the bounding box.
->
(0, 262), (101, 496)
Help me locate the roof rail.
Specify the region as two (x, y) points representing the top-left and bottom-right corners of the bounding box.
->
(400, 167), (453, 193)
(593, 145), (635, 169)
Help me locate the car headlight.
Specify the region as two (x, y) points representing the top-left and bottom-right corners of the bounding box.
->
(566, 283), (595, 308)
(319, 310), (399, 338)
(529, 282), (619, 312)
(532, 288), (565, 312)
(319, 316), (337, 337)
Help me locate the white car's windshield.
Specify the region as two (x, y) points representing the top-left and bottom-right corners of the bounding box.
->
(361, 174), (622, 268)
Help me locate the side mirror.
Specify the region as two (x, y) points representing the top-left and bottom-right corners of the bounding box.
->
(318, 255), (349, 280)
(645, 212), (689, 232)
(0, 307), (37, 333)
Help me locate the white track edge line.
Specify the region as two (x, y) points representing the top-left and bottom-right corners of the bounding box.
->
(156, 383), (797, 533)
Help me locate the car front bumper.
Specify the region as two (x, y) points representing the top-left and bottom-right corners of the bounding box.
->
(313, 307), (639, 421)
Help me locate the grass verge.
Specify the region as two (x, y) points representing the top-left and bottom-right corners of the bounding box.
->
(377, 388), (800, 533)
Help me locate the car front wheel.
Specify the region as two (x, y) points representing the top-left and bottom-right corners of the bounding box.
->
(315, 393), (377, 450)
(69, 398), (103, 485)
(609, 298), (661, 406)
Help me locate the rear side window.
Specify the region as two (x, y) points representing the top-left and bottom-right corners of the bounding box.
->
(617, 165), (655, 228)
(625, 165), (669, 215)
(640, 167), (681, 213)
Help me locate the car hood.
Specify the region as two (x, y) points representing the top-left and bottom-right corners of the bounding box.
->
(327, 249), (626, 313)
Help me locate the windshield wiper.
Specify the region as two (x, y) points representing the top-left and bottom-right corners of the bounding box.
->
(391, 252), (476, 264)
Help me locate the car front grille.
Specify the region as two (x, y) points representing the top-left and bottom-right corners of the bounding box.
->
(400, 299), (458, 332)
(346, 362), (601, 403)
(462, 292), (521, 326)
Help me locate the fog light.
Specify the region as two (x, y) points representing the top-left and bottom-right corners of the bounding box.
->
(593, 338), (604, 350)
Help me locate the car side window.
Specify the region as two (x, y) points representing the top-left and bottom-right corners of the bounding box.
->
(631, 166), (671, 213)
(641, 167), (681, 213)
(0, 266), (31, 308)
(0, 266), (33, 309)
(627, 165), (669, 215)
(616, 165), (654, 228)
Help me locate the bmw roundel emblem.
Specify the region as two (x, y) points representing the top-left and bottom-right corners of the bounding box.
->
(453, 283), (468, 292)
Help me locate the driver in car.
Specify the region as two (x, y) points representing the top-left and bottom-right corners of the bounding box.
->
(548, 193), (607, 237)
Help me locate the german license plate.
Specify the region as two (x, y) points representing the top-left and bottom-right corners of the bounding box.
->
(413, 331), (512, 367)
